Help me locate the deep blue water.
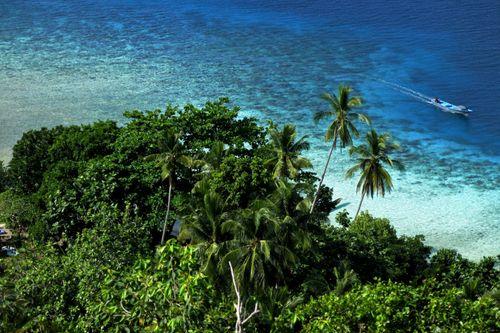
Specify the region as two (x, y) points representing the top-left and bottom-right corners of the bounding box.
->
(0, 0), (499, 258)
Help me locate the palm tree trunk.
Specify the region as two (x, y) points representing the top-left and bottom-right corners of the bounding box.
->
(161, 176), (173, 245)
(354, 191), (366, 220)
(310, 137), (337, 214)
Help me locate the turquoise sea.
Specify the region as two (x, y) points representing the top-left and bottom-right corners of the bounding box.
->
(0, 0), (499, 259)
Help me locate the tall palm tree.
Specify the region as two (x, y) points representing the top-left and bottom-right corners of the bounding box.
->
(266, 124), (312, 180)
(310, 85), (370, 214)
(346, 129), (404, 219)
(146, 131), (193, 245)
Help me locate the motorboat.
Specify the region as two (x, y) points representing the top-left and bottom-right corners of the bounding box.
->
(360, 76), (474, 116)
(430, 98), (472, 115)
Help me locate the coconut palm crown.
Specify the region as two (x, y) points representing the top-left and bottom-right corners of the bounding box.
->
(221, 201), (298, 292)
(179, 184), (229, 280)
(346, 129), (404, 218)
(266, 124), (312, 180)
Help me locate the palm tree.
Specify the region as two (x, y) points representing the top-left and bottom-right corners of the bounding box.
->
(266, 124), (312, 180)
(310, 85), (370, 214)
(270, 179), (312, 218)
(146, 131), (194, 245)
(179, 184), (229, 279)
(346, 129), (404, 219)
(222, 202), (298, 292)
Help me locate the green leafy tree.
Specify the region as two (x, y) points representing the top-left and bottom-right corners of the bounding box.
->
(346, 129), (404, 218)
(8, 126), (64, 194)
(0, 190), (39, 233)
(266, 124), (312, 180)
(210, 154), (274, 208)
(2, 207), (151, 331)
(273, 281), (500, 333)
(47, 121), (118, 164)
(0, 161), (8, 192)
(173, 98), (265, 151)
(192, 141), (228, 190)
(113, 108), (175, 161)
(310, 85), (370, 214)
(202, 141), (228, 173)
(426, 249), (499, 295)
(0, 278), (29, 332)
(79, 240), (230, 332)
(340, 212), (431, 282)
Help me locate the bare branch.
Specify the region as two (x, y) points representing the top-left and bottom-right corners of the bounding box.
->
(229, 261), (259, 333)
(241, 303), (260, 325)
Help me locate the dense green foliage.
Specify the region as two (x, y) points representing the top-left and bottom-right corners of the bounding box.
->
(0, 161), (7, 193)
(0, 190), (39, 233)
(273, 281), (499, 332)
(0, 97), (498, 332)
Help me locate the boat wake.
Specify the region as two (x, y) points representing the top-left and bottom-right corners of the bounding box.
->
(332, 73), (433, 104)
(330, 73), (472, 115)
(368, 76), (433, 104)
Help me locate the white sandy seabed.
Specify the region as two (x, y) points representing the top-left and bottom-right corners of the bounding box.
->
(306, 140), (499, 261)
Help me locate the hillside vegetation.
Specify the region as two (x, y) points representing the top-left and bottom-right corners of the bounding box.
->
(0, 97), (498, 332)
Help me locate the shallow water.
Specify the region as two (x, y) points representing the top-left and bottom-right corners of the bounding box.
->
(1, 0), (499, 259)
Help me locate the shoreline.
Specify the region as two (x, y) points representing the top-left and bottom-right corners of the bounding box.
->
(1, 112), (498, 260)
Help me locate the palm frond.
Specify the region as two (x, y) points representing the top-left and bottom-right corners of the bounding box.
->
(144, 153), (160, 162)
(390, 159), (405, 171)
(293, 136), (311, 151)
(160, 164), (172, 180)
(353, 112), (371, 125)
(313, 110), (332, 123)
(345, 164), (360, 179)
(294, 156), (312, 170)
(348, 96), (363, 107)
(325, 124), (337, 142)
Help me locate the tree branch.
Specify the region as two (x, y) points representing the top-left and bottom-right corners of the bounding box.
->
(241, 303), (259, 325)
(229, 261), (259, 333)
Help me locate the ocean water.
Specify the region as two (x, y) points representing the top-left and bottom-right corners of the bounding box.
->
(0, 0), (498, 259)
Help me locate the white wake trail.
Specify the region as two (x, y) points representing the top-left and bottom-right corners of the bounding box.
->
(329, 73), (434, 105)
